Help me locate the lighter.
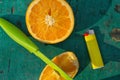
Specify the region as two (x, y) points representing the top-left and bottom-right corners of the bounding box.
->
(84, 30), (104, 69)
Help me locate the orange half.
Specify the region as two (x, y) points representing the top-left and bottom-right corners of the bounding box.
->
(39, 52), (79, 80)
(26, 0), (74, 44)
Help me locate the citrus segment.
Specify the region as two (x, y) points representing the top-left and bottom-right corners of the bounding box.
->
(26, 0), (74, 44)
(39, 52), (79, 80)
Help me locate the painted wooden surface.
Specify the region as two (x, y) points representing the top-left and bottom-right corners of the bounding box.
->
(0, 0), (120, 80)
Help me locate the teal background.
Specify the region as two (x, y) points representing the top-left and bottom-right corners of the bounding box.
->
(0, 0), (120, 80)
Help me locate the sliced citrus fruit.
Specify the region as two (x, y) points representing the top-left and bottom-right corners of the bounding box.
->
(39, 52), (79, 80)
(26, 0), (74, 44)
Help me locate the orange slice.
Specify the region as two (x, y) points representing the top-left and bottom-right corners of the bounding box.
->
(39, 52), (79, 80)
(26, 0), (74, 44)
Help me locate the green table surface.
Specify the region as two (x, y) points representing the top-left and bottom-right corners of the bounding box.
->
(0, 0), (120, 80)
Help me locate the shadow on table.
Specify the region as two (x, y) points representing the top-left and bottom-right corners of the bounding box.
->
(52, 0), (112, 75)
(102, 74), (120, 80)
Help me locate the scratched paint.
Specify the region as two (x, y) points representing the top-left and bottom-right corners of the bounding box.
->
(110, 28), (120, 42)
(115, 4), (120, 13)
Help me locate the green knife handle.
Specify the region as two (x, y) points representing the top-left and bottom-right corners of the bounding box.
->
(0, 18), (39, 53)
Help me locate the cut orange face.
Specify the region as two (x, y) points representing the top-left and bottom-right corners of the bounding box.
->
(39, 52), (79, 80)
(26, 0), (74, 44)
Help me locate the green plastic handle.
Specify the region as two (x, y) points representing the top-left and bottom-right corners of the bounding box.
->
(0, 18), (39, 53)
(0, 18), (73, 80)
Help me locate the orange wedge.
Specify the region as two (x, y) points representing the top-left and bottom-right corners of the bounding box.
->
(39, 52), (79, 80)
(26, 0), (74, 44)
